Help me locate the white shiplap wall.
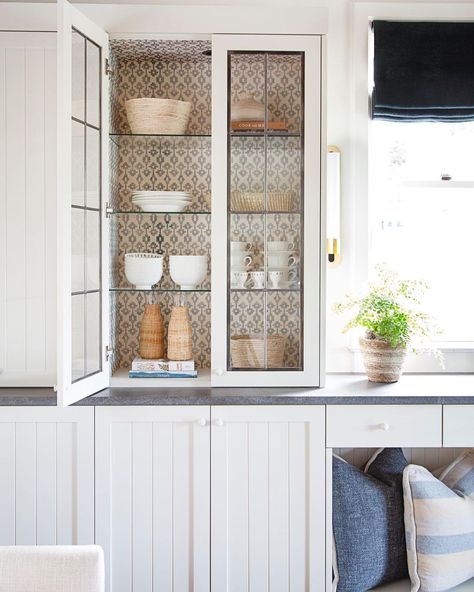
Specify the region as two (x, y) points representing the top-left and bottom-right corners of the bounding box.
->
(0, 32), (56, 386)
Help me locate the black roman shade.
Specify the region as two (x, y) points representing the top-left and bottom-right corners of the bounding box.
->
(372, 20), (474, 122)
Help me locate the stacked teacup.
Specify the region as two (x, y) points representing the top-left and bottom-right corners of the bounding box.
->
(230, 241), (259, 289)
(266, 241), (298, 289)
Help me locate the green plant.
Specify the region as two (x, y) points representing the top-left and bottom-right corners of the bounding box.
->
(334, 264), (440, 350)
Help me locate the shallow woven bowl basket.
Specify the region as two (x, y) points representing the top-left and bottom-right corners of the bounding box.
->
(230, 334), (286, 368)
(125, 98), (191, 135)
(230, 191), (296, 212)
(359, 337), (407, 383)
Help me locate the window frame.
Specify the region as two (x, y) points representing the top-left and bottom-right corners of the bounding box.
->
(350, 2), (474, 373)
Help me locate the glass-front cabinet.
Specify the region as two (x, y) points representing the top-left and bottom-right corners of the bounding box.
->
(212, 35), (324, 387)
(57, 1), (325, 403)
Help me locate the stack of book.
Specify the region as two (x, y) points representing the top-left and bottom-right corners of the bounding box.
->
(129, 357), (197, 378)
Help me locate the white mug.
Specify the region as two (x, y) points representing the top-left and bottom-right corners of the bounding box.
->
(248, 270), (265, 289)
(231, 253), (253, 268)
(267, 241), (294, 252)
(231, 270), (248, 289)
(231, 241), (253, 252)
(267, 252), (298, 268)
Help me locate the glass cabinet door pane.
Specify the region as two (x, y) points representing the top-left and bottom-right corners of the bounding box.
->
(72, 294), (85, 380)
(72, 208), (85, 292)
(72, 30), (85, 122)
(71, 120), (85, 207)
(86, 126), (100, 208)
(86, 40), (100, 129)
(227, 50), (304, 371)
(86, 210), (100, 291)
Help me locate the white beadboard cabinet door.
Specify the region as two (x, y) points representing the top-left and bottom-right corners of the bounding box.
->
(0, 406), (94, 545)
(0, 32), (56, 387)
(57, 0), (110, 405)
(211, 405), (326, 592)
(95, 406), (211, 592)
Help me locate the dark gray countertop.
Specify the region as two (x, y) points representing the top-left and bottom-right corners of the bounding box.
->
(0, 374), (473, 405)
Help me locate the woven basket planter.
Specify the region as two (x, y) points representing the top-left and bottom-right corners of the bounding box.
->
(125, 98), (191, 135)
(167, 306), (193, 361)
(139, 304), (164, 359)
(230, 334), (286, 368)
(359, 337), (407, 383)
(230, 191), (296, 212)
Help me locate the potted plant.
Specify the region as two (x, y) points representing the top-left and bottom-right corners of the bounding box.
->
(334, 265), (440, 383)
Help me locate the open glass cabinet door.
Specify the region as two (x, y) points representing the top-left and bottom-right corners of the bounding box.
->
(211, 34), (324, 387)
(57, 0), (109, 405)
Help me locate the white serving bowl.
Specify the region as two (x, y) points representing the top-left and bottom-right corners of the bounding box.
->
(124, 253), (164, 289)
(169, 255), (208, 290)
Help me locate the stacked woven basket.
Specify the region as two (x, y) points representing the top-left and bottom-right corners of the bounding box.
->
(125, 98), (191, 135)
(230, 334), (286, 368)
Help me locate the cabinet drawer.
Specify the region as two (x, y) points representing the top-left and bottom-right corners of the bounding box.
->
(443, 406), (474, 447)
(326, 405), (442, 448)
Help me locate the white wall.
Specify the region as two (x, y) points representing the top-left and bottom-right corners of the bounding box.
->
(0, 32), (56, 386)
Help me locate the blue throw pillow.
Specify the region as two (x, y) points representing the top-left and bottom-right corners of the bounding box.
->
(332, 448), (409, 591)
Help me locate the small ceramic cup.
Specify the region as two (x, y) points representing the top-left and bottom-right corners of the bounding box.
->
(267, 241), (294, 252)
(231, 241), (253, 252)
(267, 252), (298, 268)
(248, 270), (265, 289)
(231, 270), (248, 289)
(231, 253), (253, 268)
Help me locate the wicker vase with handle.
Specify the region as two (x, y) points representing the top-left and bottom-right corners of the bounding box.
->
(139, 303), (164, 359)
(167, 305), (193, 361)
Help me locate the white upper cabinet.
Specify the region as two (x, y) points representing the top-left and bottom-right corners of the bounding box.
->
(0, 1), (327, 401)
(57, 0), (110, 405)
(211, 34), (325, 387)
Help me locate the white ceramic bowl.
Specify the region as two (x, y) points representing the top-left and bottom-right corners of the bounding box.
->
(124, 253), (164, 289)
(169, 255), (208, 290)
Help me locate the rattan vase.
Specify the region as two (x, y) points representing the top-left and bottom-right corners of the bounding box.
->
(359, 336), (407, 383)
(167, 306), (193, 361)
(139, 304), (165, 359)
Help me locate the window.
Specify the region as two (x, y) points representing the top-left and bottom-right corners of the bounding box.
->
(369, 119), (474, 347)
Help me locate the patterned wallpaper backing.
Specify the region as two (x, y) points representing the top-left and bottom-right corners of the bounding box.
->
(109, 40), (304, 371)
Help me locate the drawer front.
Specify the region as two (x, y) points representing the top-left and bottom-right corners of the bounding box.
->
(443, 406), (474, 447)
(326, 405), (442, 448)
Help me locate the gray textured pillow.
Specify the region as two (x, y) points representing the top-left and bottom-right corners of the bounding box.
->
(332, 448), (409, 591)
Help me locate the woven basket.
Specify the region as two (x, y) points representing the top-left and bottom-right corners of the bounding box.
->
(231, 191), (296, 212)
(139, 304), (164, 359)
(359, 337), (407, 383)
(125, 98), (191, 135)
(230, 334), (286, 368)
(167, 306), (193, 361)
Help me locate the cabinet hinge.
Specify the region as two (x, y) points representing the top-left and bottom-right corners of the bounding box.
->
(104, 58), (114, 76)
(105, 346), (114, 361)
(105, 203), (114, 218)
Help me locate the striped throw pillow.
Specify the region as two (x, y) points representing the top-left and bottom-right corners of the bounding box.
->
(403, 449), (474, 592)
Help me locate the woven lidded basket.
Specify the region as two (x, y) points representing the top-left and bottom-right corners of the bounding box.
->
(359, 337), (407, 383)
(231, 191), (296, 212)
(230, 334), (286, 368)
(125, 98), (191, 135)
(139, 304), (164, 359)
(167, 306), (193, 361)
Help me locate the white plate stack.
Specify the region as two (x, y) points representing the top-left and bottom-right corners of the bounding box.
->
(132, 191), (192, 213)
